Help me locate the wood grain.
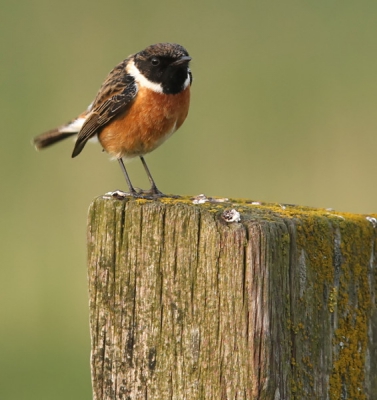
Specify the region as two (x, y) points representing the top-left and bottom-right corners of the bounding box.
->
(87, 197), (377, 399)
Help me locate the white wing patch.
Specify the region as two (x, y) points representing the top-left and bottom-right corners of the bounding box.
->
(59, 117), (86, 133)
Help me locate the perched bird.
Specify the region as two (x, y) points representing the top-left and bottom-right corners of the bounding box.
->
(34, 43), (192, 197)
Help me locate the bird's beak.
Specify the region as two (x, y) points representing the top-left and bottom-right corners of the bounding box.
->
(172, 56), (192, 66)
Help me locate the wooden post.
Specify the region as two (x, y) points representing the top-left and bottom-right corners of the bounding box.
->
(87, 196), (377, 399)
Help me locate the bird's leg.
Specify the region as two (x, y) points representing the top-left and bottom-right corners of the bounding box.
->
(139, 156), (166, 197)
(117, 158), (139, 196)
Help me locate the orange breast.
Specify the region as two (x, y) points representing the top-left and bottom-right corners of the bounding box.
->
(98, 86), (190, 158)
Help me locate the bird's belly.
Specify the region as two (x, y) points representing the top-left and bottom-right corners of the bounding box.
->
(98, 86), (190, 158)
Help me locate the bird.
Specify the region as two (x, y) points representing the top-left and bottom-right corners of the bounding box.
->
(33, 42), (192, 198)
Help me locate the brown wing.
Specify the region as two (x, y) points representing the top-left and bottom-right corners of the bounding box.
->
(72, 59), (137, 158)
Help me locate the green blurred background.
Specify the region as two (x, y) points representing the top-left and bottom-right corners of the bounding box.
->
(1, 1), (377, 398)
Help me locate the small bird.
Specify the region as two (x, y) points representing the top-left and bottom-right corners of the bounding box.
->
(34, 43), (192, 197)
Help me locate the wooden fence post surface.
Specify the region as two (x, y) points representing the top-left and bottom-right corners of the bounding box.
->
(87, 196), (377, 400)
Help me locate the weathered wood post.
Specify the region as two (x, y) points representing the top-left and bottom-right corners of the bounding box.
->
(87, 195), (377, 399)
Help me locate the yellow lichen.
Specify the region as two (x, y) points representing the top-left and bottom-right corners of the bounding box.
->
(328, 287), (338, 313)
(99, 195), (376, 397)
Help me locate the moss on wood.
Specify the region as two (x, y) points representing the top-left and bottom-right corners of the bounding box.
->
(87, 195), (377, 399)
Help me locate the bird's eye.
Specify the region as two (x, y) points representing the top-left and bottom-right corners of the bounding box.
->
(151, 58), (160, 66)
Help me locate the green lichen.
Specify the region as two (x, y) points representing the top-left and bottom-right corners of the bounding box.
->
(328, 219), (372, 400)
(328, 287), (338, 313)
(237, 200), (375, 399)
(95, 194), (376, 397)
(276, 209), (373, 399)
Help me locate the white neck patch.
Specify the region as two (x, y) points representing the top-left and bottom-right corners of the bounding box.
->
(183, 70), (191, 90)
(127, 60), (163, 93)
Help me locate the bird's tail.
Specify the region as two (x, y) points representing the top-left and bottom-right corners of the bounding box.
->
(34, 128), (77, 150)
(33, 115), (87, 150)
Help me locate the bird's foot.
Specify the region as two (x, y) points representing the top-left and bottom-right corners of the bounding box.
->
(104, 190), (134, 200)
(136, 186), (181, 199)
(104, 188), (180, 200)
(104, 189), (162, 200)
